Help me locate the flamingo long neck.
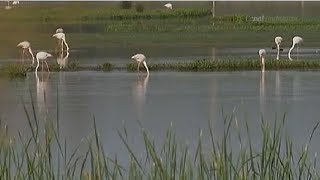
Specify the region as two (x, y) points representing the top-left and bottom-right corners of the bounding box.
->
(276, 44), (280, 60)
(143, 61), (149, 75)
(288, 43), (295, 60)
(35, 57), (40, 73)
(63, 38), (69, 50)
(28, 48), (35, 63)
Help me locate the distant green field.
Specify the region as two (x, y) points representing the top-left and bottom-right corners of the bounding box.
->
(1, 4), (320, 58)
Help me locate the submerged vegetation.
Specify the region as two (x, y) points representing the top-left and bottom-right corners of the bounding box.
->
(4, 58), (320, 78)
(0, 93), (319, 179)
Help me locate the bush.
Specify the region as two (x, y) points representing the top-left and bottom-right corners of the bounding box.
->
(135, 4), (144, 13)
(120, 1), (132, 9)
(98, 63), (114, 72)
(0, 64), (28, 78)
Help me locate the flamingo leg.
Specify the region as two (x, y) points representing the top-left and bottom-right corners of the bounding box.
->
(42, 61), (44, 72)
(61, 39), (64, 53)
(45, 60), (50, 73)
(21, 49), (24, 63)
(63, 39), (69, 51)
(137, 62), (141, 73)
(22, 49), (26, 63)
(143, 61), (149, 75)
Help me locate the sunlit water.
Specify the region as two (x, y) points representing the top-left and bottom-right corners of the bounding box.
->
(1, 70), (320, 164)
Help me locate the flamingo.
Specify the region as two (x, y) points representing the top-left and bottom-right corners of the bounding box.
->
(274, 36), (283, 60)
(35, 52), (52, 73)
(12, 0), (19, 5)
(131, 54), (149, 75)
(259, 49), (266, 72)
(164, 3), (172, 9)
(52, 32), (69, 52)
(17, 41), (34, 64)
(288, 36), (303, 61)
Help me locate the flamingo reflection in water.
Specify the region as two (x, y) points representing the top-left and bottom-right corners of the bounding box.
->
(35, 72), (50, 116)
(132, 74), (149, 121)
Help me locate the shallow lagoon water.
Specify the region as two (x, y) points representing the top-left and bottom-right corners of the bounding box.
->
(1, 70), (320, 163)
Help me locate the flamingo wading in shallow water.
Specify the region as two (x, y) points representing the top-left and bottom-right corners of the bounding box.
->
(17, 41), (34, 64)
(259, 49), (266, 72)
(288, 36), (303, 61)
(274, 36), (283, 60)
(53, 32), (69, 52)
(131, 54), (150, 75)
(35, 52), (52, 73)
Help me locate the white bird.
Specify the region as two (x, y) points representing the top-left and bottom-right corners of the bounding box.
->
(56, 28), (63, 33)
(52, 32), (69, 52)
(131, 54), (149, 75)
(288, 36), (303, 61)
(12, 0), (19, 5)
(259, 49), (266, 72)
(17, 41), (34, 64)
(164, 3), (172, 9)
(35, 52), (52, 73)
(274, 36), (283, 60)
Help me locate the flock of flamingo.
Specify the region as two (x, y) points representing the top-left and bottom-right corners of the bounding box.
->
(10, 1), (303, 76)
(17, 28), (150, 76)
(259, 35), (303, 72)
(20, 33), (303, 76)
(12, 2), (176, 76)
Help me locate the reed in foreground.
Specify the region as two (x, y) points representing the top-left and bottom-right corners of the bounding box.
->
(0, 90), (319, 179)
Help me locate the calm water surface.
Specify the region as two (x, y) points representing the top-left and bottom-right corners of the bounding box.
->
(1, 70), (320, 163)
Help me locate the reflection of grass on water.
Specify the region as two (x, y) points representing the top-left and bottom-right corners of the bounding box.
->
(0, 95), (319, 179)
(4, 59), (320, 78)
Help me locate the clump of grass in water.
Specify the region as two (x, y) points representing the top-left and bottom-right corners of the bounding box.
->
(0, 64), (29, 78)
(97, 62), (114, 72)
(127, 59), (320, 72)
(47, 61), (80, 72)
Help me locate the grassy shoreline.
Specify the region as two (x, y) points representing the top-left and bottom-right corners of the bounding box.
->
(2, 59), (320, 78)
